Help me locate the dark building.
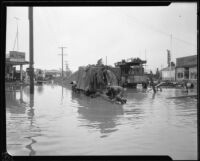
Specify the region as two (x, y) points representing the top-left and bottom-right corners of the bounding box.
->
(175, 55), (197, 83)
(5, 51), (29, 81)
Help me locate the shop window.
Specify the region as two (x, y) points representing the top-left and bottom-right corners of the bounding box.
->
(177, 73), (183, 78)
(190, 72), (197, 80)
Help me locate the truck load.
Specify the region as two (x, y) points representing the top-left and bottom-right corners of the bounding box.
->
(68, 63), (127, 104)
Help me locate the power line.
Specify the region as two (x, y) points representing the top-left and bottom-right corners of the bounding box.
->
(113, 9), (196, 48)
(39, 8), (60, 45)
(173, 36), (197, 46)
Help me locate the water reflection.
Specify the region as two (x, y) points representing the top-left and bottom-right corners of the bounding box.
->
(152, 92), (156, 100)
(25, 92), (42, 156)
(6, 85), (41, 156)
(61, 85), (64, 105)
(28, 94), (35, 126)
(25, 136), (36, 156)
(72, 92), (124, 138)
(6, 85), (27, 114)
(6, 85), (197, 159)
(36, 85), (44, 95)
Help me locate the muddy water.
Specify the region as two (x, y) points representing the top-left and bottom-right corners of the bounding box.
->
(6, 84), (197, 160)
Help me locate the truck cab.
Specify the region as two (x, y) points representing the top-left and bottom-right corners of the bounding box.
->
(115, 58), (148, 88)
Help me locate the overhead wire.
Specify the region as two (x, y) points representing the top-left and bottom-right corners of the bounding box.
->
(112, 8), (196, 49)
(39, 8), (60, 46)
(110, 8), (197, 70)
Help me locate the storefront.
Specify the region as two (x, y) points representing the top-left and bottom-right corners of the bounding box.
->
(5, 51), (29, 81)
(175, 55), (197, 82)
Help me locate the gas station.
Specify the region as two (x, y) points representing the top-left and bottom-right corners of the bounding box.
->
(5, 51), (29, 82)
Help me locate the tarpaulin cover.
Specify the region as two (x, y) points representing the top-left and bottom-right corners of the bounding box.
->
(69, 65), (118, 92)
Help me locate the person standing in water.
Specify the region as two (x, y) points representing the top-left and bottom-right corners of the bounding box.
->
(106, 85), (127, 104)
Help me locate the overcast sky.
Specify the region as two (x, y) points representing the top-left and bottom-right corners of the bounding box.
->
(6, 3), (197, 73)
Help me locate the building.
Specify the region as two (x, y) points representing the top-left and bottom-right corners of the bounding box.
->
(5, 51), (29, 81)
(161, 66), (176, 81)
(44, 70), (61, 79)
(175, 55), (197, 82)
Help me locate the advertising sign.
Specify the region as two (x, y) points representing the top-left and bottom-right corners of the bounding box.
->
(9, 51), (25, 62)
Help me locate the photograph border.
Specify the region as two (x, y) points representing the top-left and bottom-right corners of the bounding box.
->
(1, 0), (198, 161)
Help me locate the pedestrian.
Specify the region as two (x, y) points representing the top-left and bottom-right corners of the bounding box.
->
(149, 77), (156, 93)
(70, 81), (77, 92)
(184, 81), (188, 93)
(106, 85), (127, 104)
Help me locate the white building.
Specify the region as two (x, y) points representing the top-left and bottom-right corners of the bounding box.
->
(161, 66), (175, 81)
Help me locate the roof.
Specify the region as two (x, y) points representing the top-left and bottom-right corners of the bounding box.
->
(176, 55), (197, 67)
(6, 59), (29, 65)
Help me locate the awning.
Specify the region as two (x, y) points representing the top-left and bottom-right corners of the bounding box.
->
(6, 60), (29, 66)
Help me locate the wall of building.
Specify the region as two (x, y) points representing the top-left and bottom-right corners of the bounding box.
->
(189, 67), (197, 80)
(176, 55), (197, 83)
(176, 66), (197, 82)
(162, 70), (175, 81)
(176, 67), (185, 81)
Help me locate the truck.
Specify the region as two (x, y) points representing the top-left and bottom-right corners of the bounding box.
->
(35, 69), (45, 84)
(115, 57), (148, 88)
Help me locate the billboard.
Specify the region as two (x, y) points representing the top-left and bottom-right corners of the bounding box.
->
(9, 51), (25, 62)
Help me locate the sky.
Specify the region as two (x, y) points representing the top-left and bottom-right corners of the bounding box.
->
(6, 3), (197, 73)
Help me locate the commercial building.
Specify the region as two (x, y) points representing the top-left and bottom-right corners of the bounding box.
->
(5, 51), (29, 82)
(175, 55), (197, 82)
(44, 70), (62, 78)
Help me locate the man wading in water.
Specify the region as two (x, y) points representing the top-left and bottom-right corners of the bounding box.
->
(70, 81), (78, 92)
(106, 85), (127, 104)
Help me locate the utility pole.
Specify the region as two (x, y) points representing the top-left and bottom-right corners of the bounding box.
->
(29, 7), (34, 94)
(145, 49), (147, 72)
(65, 61), (70, 71)
(170, 34), (172, 81)
(13, 17), (20, 51)
(58, 47), (67, 78)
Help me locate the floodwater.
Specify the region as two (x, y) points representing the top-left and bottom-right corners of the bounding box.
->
(6, 83), (197, 160)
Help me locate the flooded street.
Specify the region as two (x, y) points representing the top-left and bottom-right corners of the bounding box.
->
(6, 84), (197, 160)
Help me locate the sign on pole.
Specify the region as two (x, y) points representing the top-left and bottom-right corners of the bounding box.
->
(9, 51), (25, 62)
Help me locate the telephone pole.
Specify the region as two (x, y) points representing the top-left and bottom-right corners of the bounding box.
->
(170, 34), (172, 81)
(29, 7), (34, 94)
(145, 49), (147, 72)
(58, 47), (67, 78)
(13, 17), (20, 51)
(65, 61), (69, 71)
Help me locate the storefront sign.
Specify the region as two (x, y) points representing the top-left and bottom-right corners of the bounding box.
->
(9, 51), (25, 62)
